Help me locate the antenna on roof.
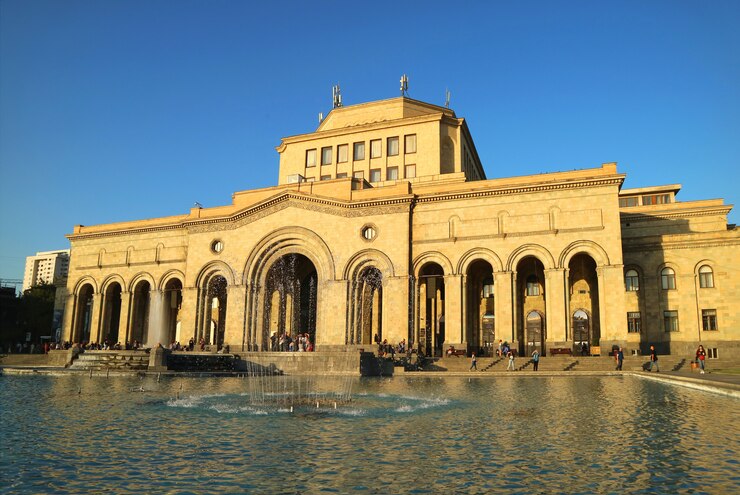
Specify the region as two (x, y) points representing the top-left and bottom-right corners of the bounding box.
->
(194, 202), (202, 209)
(318, 112), (324, 123)
(332, 85), (342, 108)
(400, 74), (409, 96)
(445, 88), (451, 108)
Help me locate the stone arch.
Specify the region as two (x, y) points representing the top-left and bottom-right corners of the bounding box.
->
(101, 274), (126, 293)
(693, 259), (716, 275)
(343, 249), (395, 281)
(243, 226), (335, 286)
(73, 276), (99, 295)
(506, 244), (556, 272)
(127, 272), (157, 293)
(558, 240), (610, 268)
(158, 269), (186, 291)
(457, 248), (504, 275)
(196, 261), (235, 288)
(413, 251), (454, 278)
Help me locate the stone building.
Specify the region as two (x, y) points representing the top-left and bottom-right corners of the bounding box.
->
(61, 96), (739, 357)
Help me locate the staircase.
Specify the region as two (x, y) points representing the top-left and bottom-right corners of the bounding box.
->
(67, 350), (150, 371)
(422, 354), (701, 372)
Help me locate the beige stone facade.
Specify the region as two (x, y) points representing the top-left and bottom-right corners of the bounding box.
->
(62, 97), (740, 358)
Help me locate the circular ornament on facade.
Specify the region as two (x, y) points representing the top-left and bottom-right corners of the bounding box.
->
(211, 239), (224, 254)
(361, 224), (377, 242)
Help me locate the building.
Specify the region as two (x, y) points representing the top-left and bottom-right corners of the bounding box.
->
(61, 96), (740, 357)
(23, 249), (70, 292)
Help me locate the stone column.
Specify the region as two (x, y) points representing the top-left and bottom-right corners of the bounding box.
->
(381, 276), (407, 346)
(444, 274), (463, 345)
(146, 289), (166, 348)
(597, 265), (627, 345)
(224, 284), (246, 349)
(178, 287), (199, 345)
(460, 274), (468, 345)
(61, 294), (76, 343)
(89, 293), (103, 344)
(545, 268), (567, 346)
(494, 271), (513, 346)
(510, 272), (519, 345)
(117, 291), (132, 345)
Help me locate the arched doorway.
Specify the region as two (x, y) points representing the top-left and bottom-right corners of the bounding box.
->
(130, 280), (151, 346)
(516, 256), (546, 356)
(568, 253), (600, 350)
(263, 254), (317, 350)
(466, 260), (494, 355)
(163, 279), (183, 345)
(418, 263), (445, 357)
(572, 309), (589, 353)
(73, 284), (95, 344)
(351, 266), (382, 345)
(526, 311), (544, 356)
(101, 282), (122, 345)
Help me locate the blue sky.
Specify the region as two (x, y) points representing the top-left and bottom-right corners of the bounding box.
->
(1, 0), (739, 282)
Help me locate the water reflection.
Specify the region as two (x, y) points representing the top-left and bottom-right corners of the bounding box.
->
(0, 375), (738, 494)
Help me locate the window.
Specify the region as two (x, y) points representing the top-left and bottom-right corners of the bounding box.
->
(321, 146), (332, 166)
(642, 194), (670, 205)
(320, 175), (331, 181)
(369, 169), (381, 183)
(702, 309), (717, 331)
(482, 278), (494, 298)
(526, 275), (540, 296)
(627, 312), (641, 333)
(405, 134), (417, 154)
(707, 348), (718, 359)
(619, 197), (638, 207)
(387, 167), (398, 180)
(336, 173), (348, 179)
(370, 139), (381, 158)
(306, 149), (316, 168)
(663, 310), (679, 332)
(405, 164), (416, 178)
(387, 137), (399, 156)
(337, 144), (348, 163)
(353, 142), (365, 161)
(361, 226), (376, 241)
(661, 267), (676, 290)
(625, 269), (639, 291)
(699, 265), (714, 288)
(353, 171), (364, 180)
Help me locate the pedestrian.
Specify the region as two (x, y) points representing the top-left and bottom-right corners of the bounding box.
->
(531, 349), (540, 371)
(497, 339), (503, 357)
(695, 344), (706, 374)
(649, 345), (659, 372)
(469, 352), (477, 371)
(616, 347), (624, 371)
(507, 351), (515, 371)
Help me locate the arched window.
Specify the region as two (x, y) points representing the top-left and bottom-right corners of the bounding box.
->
(699, 265), (714, 288)
(482, 277), (494, 298)
(661, 267), (676, 290)
(625, 269), (639, 291)
(526, 275), (540, 296)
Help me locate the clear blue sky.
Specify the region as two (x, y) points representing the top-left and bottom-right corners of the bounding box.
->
(1, 0), (739, 281)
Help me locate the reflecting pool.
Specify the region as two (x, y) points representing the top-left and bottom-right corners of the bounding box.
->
(1, 374), (738, 494)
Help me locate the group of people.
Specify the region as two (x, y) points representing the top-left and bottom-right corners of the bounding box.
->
(269, 332), (314, 352)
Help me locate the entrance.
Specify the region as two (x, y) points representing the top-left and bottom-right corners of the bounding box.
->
(526, 311), (543, 356)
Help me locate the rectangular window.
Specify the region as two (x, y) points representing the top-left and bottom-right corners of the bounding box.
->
(370, 139), (381, 158)
(642, 194), (671, 205)
(320, 175), (331, 181)
(702, 309), (717, 331)
(405, 164), (416, 178)
(353, 142), (365, 161)
(707, 348), (718, 359)
(321, 146), (332, 166)
(405, 134), (417, 154)
(387, 137), (399, 156)
(306, 149), (317, 168)
(353, 171), (364, 180)
(337, 144), (348, 163)
(336, 173), (348, 179)
(663, 310), (679, 332)
(369, 169), (381, 183)
(386, 167), (398, 180)
(627, 312), (641, 333)
(619, 197), (638, 207)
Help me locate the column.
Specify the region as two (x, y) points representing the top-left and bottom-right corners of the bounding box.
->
(225, 284), (247, 349)
(61, 294), (76, 343)
(444, 274), (463, 345)
(545, 268), (567, 346)
(117, 291), (132, 345)
(145, 289), (166, 348)
(178, 287), (199, 345)
(89, 293), (103, 344)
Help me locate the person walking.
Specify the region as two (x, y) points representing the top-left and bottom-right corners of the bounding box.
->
(649, 345), (659, 372)
(506, 351), (515, 371)
(616, 347), (624, 371)
(469, 352), (477, 371)
(531, 349), (540, 371)
(696, 345), (707, 374)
